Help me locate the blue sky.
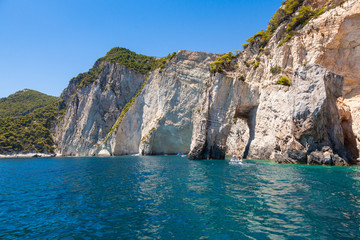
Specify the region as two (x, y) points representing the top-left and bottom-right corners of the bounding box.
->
(0, 0), (281, 98)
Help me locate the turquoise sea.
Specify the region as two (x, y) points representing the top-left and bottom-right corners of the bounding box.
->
(0, 156), (359, 239)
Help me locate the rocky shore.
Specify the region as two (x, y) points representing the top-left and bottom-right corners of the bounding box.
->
(0, 153), (57, 159)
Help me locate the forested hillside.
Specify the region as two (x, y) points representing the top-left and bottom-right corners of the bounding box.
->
(0, 90), (64, 155)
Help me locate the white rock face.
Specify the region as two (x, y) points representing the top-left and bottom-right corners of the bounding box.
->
(226, 119), (249, 156)
(188, 64), (350, 165)
(98, 149), (111, 157)
(112, 50), (218, 155)
(252, 65), (349, 165)
(316, 1), (360, 154)
(188, 73), (259, 159)
(54, 62), (146, 156)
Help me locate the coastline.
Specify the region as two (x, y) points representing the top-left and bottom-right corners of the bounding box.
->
(1, 153), (359, 166)
(0, 153), (57, 159)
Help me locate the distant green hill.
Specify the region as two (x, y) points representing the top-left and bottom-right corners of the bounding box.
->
(0, 89), (65, 155)
(0, 101), (65, 154)
(0, 89), (58, 118)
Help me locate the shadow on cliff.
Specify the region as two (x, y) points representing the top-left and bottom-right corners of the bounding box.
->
(235, 106), (258, 159)
(341, 114), (359, 163)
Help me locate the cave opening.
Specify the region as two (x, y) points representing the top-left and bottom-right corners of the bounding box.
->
(341, 117), (359, 163)
(233, 105), (258, 159)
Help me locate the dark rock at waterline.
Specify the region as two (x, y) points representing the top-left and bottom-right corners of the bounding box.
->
(307, 150), (348, 166)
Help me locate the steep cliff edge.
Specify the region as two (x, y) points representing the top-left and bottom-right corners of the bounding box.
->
(112, 50), (218, 156)
(52, 0), (360, 165)
(188, 0), (360, 165)
(55, 60), (147, 156)
(316, 1), (360, 157)
(54, 47), (176, 156)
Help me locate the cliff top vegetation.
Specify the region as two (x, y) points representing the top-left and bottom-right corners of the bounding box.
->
(70, 47), (176, 88)
(210, 52), (237, 73)
(244, 0), (343, 49)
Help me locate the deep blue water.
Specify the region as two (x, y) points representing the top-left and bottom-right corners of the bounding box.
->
(0, 156), (360, 239)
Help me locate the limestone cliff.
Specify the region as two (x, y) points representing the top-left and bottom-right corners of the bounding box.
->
(53, 0), (360, 165)
(54, 62), (146, 156)
(188, 0), (360, 165)
(112, 50), (218, 156)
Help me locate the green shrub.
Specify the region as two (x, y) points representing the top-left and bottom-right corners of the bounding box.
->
(151, 52), (177, 73)
(314, 6), (325, 17)
(276, 76), (291, 86)
(260, 48), (270, 55)
(246, 0), (304, 48)
(279, 5), (326, 46)
(250, 59), (260, 69)
(286, 5), (313, 32)
(238, 75), (245, 81)
(268, 8), (287, 32)
(243, 61), (250, 68)
(278, 31), (296, 47)
(70, 66), (103, 88)
(270, 65), (282, 75)
(244, 0), (331, 49)
(210, 52), (237, 73)
(283, 0), (303, 15)
(246, 29), (273, 48)
(141, 127), (156, 144)
(99, 47), (176, 74)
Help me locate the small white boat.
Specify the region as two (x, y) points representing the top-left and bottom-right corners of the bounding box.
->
(229, 158), (243, 164)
